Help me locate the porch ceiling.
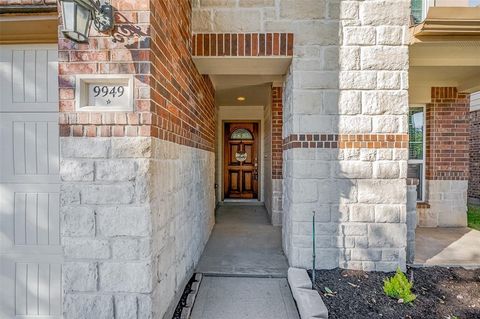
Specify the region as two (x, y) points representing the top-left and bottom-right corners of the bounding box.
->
(409, 41), (480, 102)
(193, 57), (292, 76)
(409, 65), (480, 103)
(215, 83), (271, 107)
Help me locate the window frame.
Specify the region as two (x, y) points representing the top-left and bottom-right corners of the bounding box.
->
(412, 0), (435, 23)
(408, 104), (426, 202)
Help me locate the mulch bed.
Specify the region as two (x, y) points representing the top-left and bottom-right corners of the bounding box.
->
(172, 275), (195, 319)
(309, 267), (480, 319)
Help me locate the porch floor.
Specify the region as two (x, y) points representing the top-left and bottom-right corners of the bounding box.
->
(415, 227), (480, 267)
(196, 204), (289, 276)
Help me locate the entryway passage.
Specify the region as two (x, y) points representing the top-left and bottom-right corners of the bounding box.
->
(196, 204), (288, 276)
(192, 204), (299, 319)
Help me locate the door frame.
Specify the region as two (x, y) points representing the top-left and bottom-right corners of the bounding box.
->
(221, 120), (262, 202)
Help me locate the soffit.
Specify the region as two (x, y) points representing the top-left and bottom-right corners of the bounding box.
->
(193, 57), (292, 76)
(409, 66), (480, 93)
(410, 42), (480, 67)
(215, 83), (270, 107)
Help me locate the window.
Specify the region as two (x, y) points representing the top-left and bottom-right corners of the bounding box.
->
(230, 128), (253, 140)
(412, 1), (480, 24)
(408, 106), (425, 201)
(410, 0), (434, 25)
(411, 0), (424, 24)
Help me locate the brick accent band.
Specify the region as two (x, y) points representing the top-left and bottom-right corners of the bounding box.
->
(283, 134), (409, 150)
(192, 33), (294, 57)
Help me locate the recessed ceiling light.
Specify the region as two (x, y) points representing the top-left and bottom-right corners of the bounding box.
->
(236, 96), (246, 101)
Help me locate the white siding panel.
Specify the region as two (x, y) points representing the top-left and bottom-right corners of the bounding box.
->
(24, 122), (37, 175)
(37, 193), (50, 245)
(11, 50), (24, 103)
(26, 263), (39, 315)
(2, 186), (61, 248)
(48, 193), (60, 246)
(36, 122), (49, 175)
(13, 122), (26, 175)
(47, 50), (58, 103)
(38, 263), (51, 315)
(0, 46), (58, 112)
(0, 44), (61, 319)
(1, 113), (60, 183)
(47, 122), (59, 174)
(471, 91), (480, 112)
(24, 51), (36, 103)
(25, 193), (38, 245)
(15, 263), (28, 316)
(14, 193), (26, 246)
(36, 50), (48, 103)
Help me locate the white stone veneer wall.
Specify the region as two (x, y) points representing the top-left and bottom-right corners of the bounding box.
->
(418, 180), (468, 227)
(150, 138), (215, 318)
(194, 0), (411, 271)
(60, 137), (214, 319)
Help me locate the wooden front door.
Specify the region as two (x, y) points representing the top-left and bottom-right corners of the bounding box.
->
(224, 123), (259, 199)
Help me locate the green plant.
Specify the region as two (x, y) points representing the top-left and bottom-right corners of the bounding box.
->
(467, 204), (480, 231)
(383, 268), (416, 304)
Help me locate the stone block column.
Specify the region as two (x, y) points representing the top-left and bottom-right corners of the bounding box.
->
(282, 0), (411, 272)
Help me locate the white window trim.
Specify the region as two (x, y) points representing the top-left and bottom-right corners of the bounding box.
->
(420, 0), (436, 21)
(409, 104), (426, 202)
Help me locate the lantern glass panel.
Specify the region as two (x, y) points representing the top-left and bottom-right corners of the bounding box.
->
(62, 1), (75, 30)
(61, 0), (91, 43)
(76, 4), (91, 37)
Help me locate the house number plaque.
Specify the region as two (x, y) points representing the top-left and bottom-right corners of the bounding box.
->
(76, 75), (134, 112)
(88, 84), (128, 108)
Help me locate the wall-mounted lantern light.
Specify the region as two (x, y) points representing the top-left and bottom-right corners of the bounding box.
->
(59, 0), (114, 43)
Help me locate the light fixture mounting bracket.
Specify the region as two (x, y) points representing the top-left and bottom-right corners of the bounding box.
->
(93, 3), (114, 32)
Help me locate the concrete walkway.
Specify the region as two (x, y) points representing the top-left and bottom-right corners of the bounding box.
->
(196, 204), (289, 277)
(415, 227), (480, 266)
(190, 277), (299, 319)
(192, 204), (299, 319)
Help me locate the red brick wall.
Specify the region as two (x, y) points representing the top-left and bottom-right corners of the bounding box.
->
(272, 87), (283, 179)
(149, 1), (215, 151)
(192, 33), (294, 57)
(426, 87), (470, 180)
(58, 0), (215, 151)
(470, 109), (480, 199)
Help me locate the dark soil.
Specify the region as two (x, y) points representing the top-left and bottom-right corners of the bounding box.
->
(309, 267), (480, 319)
(172, 274), (196, 319)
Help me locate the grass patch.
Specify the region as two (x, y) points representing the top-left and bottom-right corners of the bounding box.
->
(467, 204), (480, 231)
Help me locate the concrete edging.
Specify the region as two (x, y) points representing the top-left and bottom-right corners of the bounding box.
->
(287, 268), (328, 319)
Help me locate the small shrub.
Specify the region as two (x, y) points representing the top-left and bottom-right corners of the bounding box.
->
(383, 268), (416, 304)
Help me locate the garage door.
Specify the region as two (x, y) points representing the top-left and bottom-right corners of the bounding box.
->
(0, 45), (62, 318)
